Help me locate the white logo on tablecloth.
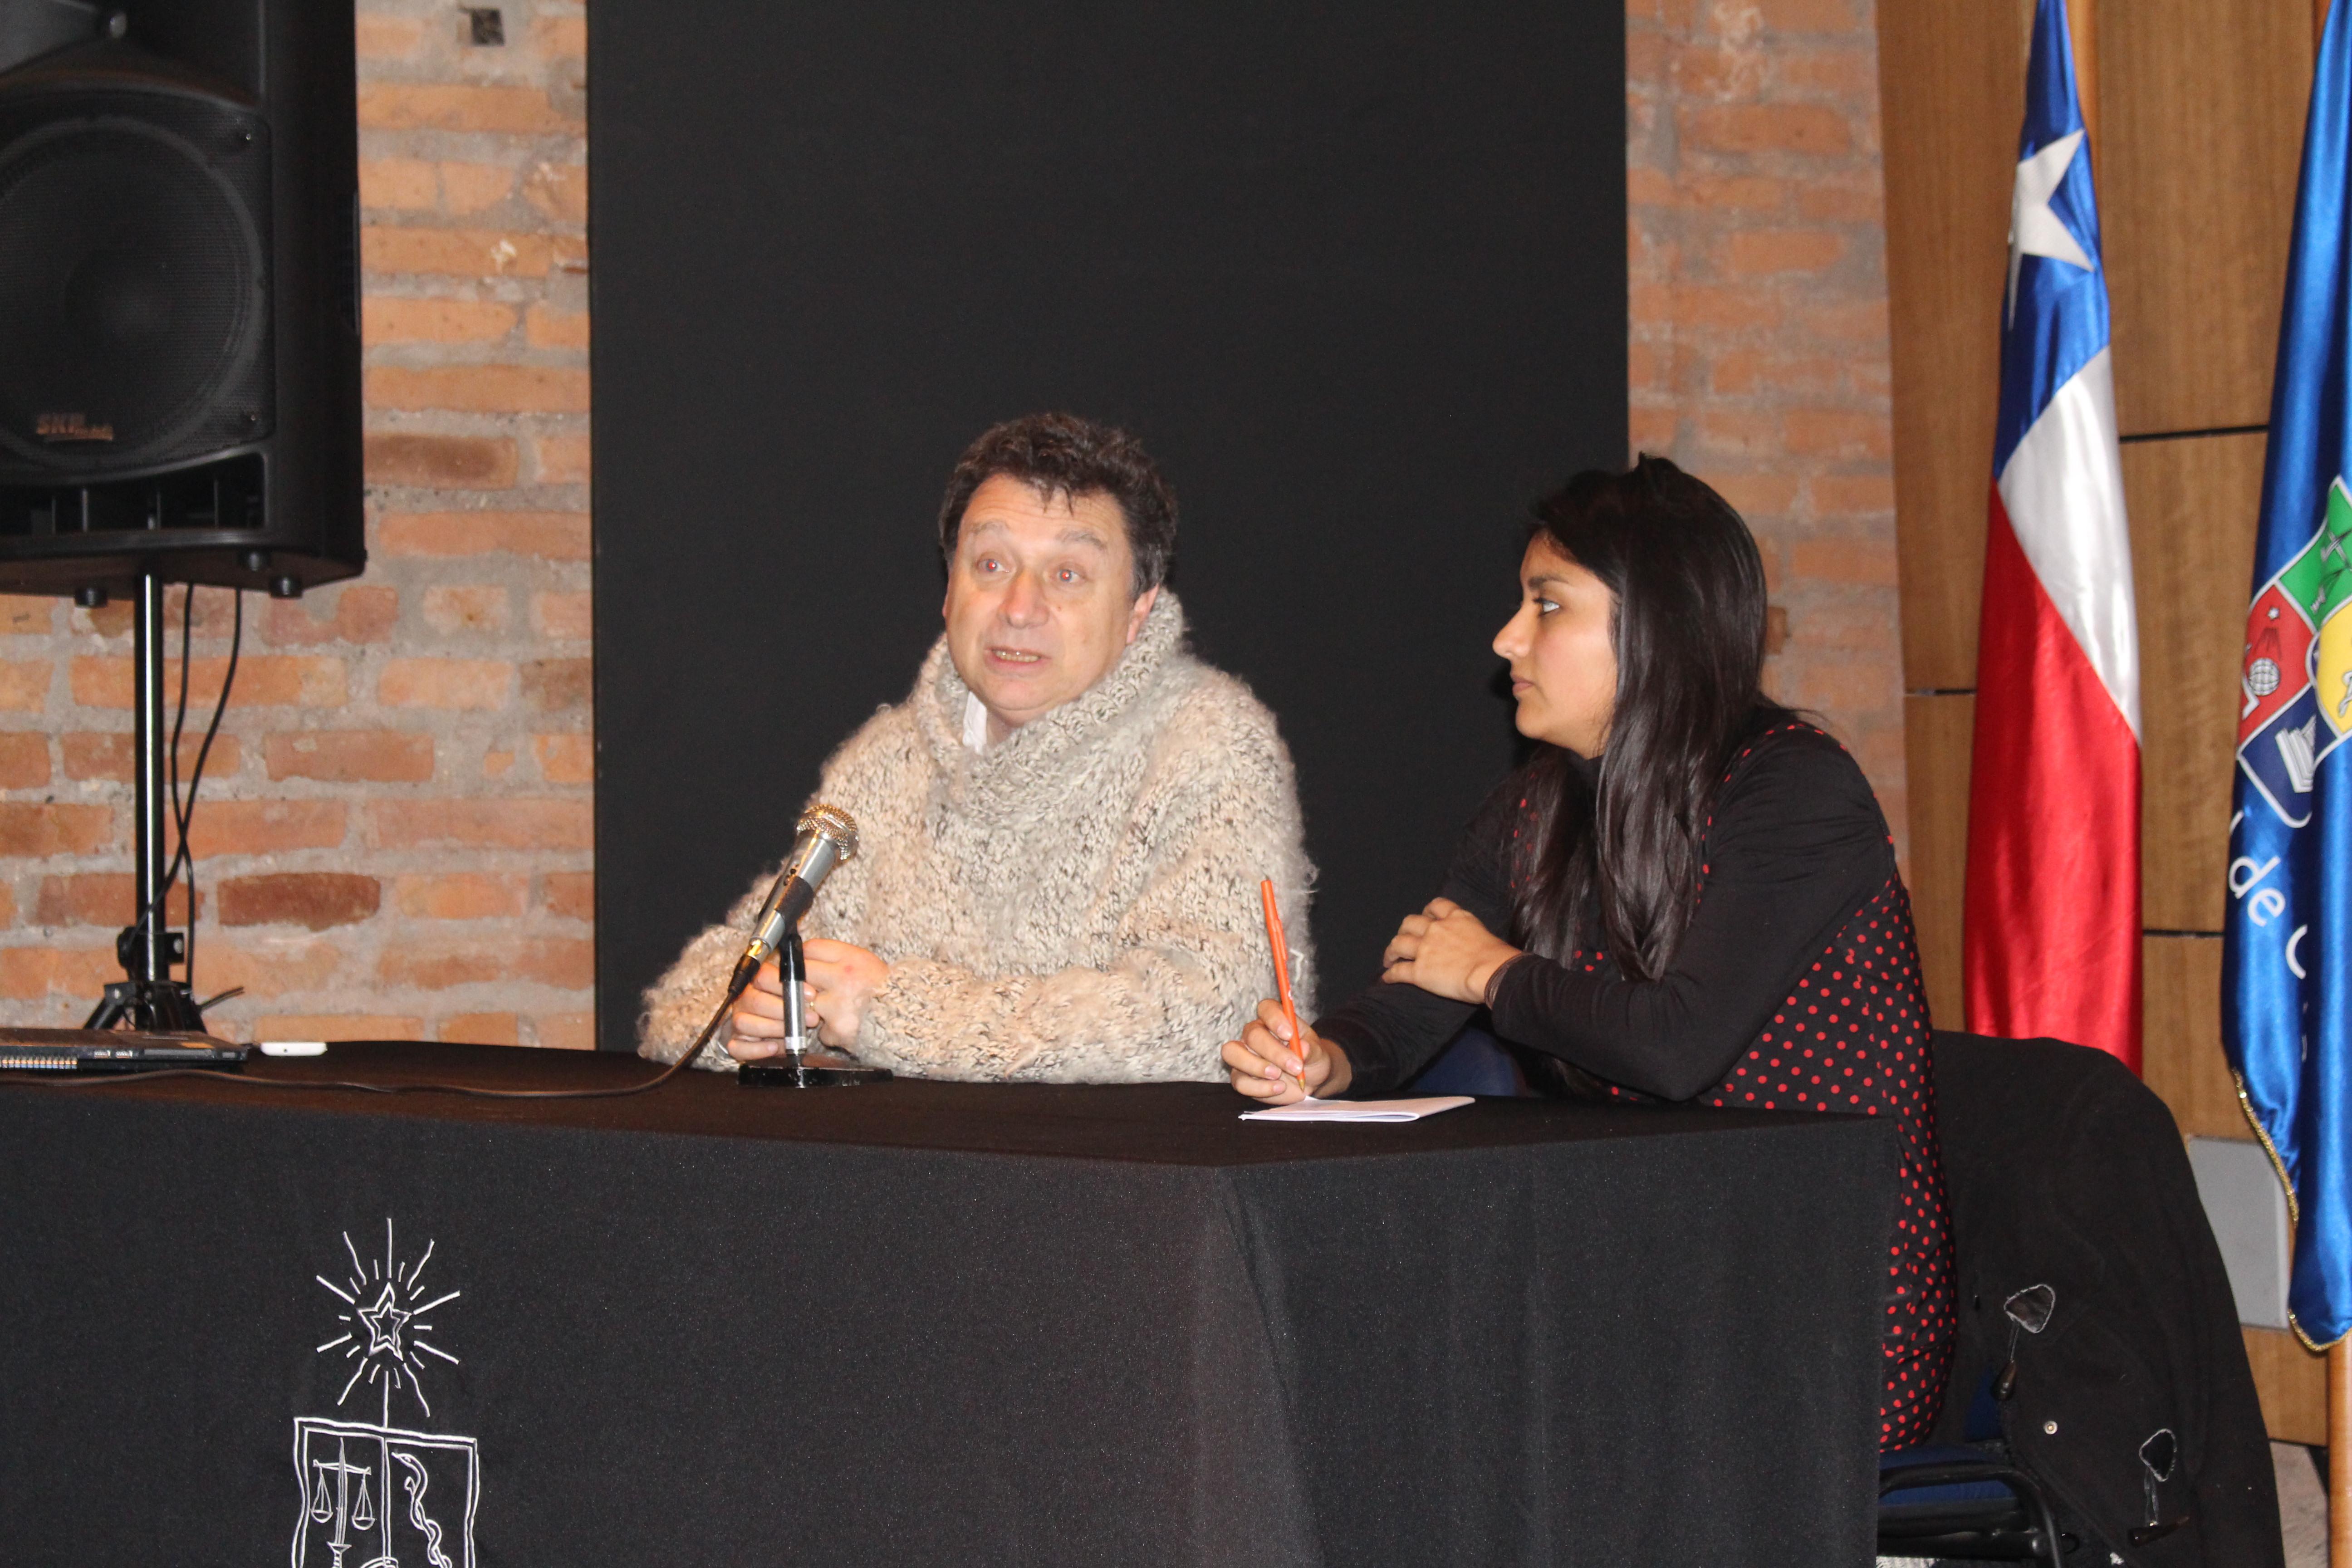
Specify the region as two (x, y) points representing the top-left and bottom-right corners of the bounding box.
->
(293, 1219), (479, 1568)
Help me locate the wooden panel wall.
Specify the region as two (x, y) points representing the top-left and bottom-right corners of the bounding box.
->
(2102, 2), (2311, 436)
(1878, 0), (2321, 1437)
(1879, 2), (2021, 696)
(2125, 433), (2268, 931)
(1877, 1), (2023, 1031)
(1901, 691), (1972, 1028)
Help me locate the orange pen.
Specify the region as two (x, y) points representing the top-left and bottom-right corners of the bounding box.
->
(1259, 878), (1310, 1097)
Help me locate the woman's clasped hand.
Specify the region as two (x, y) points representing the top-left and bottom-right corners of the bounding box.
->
(1379, 897), (1521, 1004)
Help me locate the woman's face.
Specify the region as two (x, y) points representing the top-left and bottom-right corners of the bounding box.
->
(1493, 537), (1618, 757)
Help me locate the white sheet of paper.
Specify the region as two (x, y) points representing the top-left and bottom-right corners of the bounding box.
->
(1239, 1095), (1474, 1123)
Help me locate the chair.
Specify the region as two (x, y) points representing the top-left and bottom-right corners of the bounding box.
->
(1416, 1025), (2278, 1562)
(1870, 1032), (2283, 1567)
(1876, 1390), (2071, 1564)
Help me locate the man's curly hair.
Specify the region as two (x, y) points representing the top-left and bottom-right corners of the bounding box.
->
(937, 412), (1176, 598)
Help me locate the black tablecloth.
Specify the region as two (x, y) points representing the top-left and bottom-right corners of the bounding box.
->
(0, 1044), (1898, 1565)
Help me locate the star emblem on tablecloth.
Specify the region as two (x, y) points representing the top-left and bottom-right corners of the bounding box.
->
(355, 1283), (412, 1357)
(314, 1219), (461, 1419)
(2007, 127), (2094, 326)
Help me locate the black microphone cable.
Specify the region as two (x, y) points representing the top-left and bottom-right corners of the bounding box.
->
(3, 970), (748, 1101)
(7, 808), (861, 1099)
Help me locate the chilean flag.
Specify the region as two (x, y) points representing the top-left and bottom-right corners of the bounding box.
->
(1962, 0), (2142, 1070)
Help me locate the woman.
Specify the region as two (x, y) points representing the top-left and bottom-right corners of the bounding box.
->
(1224, 456), (1953, 1450)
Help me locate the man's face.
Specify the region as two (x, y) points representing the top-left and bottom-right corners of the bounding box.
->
(943, 475), (1159, 739)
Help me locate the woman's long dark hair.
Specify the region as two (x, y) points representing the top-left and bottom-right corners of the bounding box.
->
(1510, 455), (1792, 979)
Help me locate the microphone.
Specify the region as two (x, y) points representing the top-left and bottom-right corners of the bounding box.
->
(726, 804), (860, 997)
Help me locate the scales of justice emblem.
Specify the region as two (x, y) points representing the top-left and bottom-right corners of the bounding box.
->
(293, 1220), (479, 1568)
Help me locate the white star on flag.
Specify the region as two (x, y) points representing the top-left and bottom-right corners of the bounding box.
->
(2007, 128), (2095, 325)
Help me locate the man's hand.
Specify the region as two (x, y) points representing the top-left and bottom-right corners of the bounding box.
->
(726, 956), (790, 1061)
(725, 941), (893, 1059)
(803, 938), (891, 1048)
(1222, 998), (1352, 1104)
(1381, 897), (1522, 1004)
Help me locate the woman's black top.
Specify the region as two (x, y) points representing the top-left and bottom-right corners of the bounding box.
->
(1315, 719), (1956, 1450)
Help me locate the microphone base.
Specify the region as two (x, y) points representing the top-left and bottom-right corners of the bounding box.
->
(740, 1048), (893, 1088)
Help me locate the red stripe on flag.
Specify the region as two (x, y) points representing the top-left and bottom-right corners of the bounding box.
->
(1964, 487), (2143, 1069)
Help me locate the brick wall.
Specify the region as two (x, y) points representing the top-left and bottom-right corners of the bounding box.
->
(0, 0), (594, 1045)
(1626, 0), (1909, 852)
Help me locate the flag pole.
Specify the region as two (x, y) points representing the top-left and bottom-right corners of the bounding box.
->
(2064, 0), (2097, 153)
(2332, 1338), (2348, 1563)
(2329, 0), (2347, 1525)
(2324, 2), (2349, 1544)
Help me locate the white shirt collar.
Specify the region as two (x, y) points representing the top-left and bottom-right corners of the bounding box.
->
(962, 692), (991, 754)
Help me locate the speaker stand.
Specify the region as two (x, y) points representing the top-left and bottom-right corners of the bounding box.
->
(85, 572), (206, 1033)
(738, 931), (891, 1086)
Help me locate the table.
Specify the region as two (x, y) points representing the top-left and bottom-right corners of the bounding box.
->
(0, 1043), (1897, 1565)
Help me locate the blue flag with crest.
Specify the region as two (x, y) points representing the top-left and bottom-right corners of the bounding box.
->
(2226, 0), (2352, 1348)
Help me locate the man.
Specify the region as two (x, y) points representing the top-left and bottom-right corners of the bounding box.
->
(639, 412), (1315, 1080)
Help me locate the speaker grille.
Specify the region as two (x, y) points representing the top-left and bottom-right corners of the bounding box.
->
(0, 95), (272, 477)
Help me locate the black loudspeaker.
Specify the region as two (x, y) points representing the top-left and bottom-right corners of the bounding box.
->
(0, 0), (360, 600)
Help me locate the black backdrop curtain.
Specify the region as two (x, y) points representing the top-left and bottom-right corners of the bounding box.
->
(588, 0), (1627, 1047)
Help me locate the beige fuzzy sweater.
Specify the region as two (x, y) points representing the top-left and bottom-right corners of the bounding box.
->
(637, 593), (1316, 1081)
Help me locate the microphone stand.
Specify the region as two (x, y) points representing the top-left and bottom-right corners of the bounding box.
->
(739, 930), (891, 1087)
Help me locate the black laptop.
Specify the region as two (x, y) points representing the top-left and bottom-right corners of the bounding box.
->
(0, 1028), (248, 1072)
